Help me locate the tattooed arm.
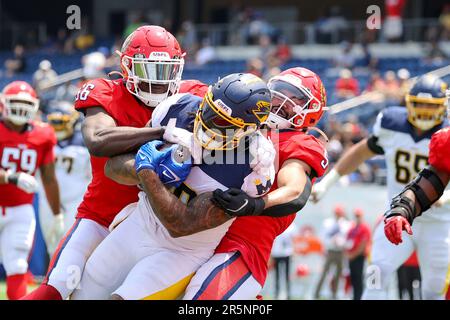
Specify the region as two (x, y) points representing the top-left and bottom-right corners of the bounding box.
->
(137, 169), (231, 238)
(105, 153), (139, 185)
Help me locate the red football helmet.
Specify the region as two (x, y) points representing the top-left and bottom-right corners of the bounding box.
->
(267, 67), (327, 129)
(118, 25), (185, 107)
(1, 81), (39, 125)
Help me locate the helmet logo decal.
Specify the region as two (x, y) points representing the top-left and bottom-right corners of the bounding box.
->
(214, 99), (232, 116)
(253, 100), (271, 123)
(149, 52), (171, 59)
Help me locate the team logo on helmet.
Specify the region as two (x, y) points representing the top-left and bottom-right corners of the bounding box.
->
(253, 100), (271, 123)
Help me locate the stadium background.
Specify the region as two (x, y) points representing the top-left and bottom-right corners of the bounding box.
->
(0, 0), (449, 299)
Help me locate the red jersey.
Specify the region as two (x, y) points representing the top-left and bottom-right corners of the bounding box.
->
(215, 130), (328, 285)
(385, 0), (406, 18)
(74, 78), (153, 227)
(346, 222), (371, 257)
(429, 128), (450, 175)
(0, 120), (56, 206)
(179, 79), (208, 98)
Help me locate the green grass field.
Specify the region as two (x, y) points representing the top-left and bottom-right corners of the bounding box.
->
(0, 281), (39, 300)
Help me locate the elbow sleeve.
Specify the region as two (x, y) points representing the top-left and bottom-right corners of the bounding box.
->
(260, 178), (312, 218)
(367, 135), (384, 155)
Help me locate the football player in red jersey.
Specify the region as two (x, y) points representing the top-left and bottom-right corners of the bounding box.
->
(0, 81), (62, 299)
(22, 25), (185, 300)
(182, 67), (329, 299)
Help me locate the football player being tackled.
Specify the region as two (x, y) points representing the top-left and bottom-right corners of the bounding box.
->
(70, 73), (276, 300)
(183, 67), (329, 300)
(81, 67), (329, 300)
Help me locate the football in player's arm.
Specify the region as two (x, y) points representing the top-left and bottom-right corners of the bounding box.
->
(384, 127), (450, 245)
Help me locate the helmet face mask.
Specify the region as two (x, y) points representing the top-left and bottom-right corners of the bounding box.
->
(266, 69), (326, 130)
(1, 90), (39, 126)
(194, 91), (258, 150)
(193, 73), (271, 151)
(406, 75), (448, 131)
(122, 54), (184, 107)
(119, 25), (185, 107)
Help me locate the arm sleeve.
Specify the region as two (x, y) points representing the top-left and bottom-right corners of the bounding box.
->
(367, 135), (384, 155)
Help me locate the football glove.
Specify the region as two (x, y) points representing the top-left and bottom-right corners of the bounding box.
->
(156, 144), (192, 188)
(6, 171), (38, 194)
(47, 213), (65, 254)
(135, 140), (172, 173)
(212, 188), (265, 217)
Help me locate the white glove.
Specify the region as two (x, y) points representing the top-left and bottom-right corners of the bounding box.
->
(163, 118), (194, 149)
(6, 171), (38, 194)
(249, 132), (276, 176)
(310, 168), (341, 203)
(163, 118), (202, 163)
(47, 213), (65, 254)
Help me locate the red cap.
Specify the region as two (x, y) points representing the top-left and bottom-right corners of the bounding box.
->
(334, 204), (346, 217)
(354, 208), (364, 217)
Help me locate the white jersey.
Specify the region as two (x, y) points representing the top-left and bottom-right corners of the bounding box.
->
(372, 106), (450, 222)
(38, 132), (91, 236)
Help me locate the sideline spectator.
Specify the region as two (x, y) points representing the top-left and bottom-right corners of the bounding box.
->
(383, 0), (406, 42)
(4, 45), (27, 77)
(245, 57), (264, 78)
(397, 68), (411, 103)
(397, 252), (421, 300)
(345, 208), (371, 300)
(195, 38), (216, 65)
(272, 223), (298, 300)
(314, 205), (351, 299)
(439, 4), (450, 41)
(335, 69), (360, 99)
(32, 60), (58, 93)
(274, 37), (292, 64)
(333, 42), (356, 70)
(383, 70), (401, 103)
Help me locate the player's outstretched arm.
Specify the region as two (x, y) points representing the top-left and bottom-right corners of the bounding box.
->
(137, 169), (231, 238)
(40, 162), (62, 216)
(82, 107), (165, 157)
(212, 159), (313, 217)
(311, 138), (376, 202)
(384, 165), (450, 244)
(104, 153), (139, 185)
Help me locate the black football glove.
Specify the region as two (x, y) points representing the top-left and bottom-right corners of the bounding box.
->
(212, 188), (265, 217)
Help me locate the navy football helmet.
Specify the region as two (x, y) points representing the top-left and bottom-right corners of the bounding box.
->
(46, 100), (80, 141)
(194, 73), (271, 150)
(406, 75), (448, 131)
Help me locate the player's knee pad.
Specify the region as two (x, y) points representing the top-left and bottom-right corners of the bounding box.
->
(12, 229), (34, 251)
